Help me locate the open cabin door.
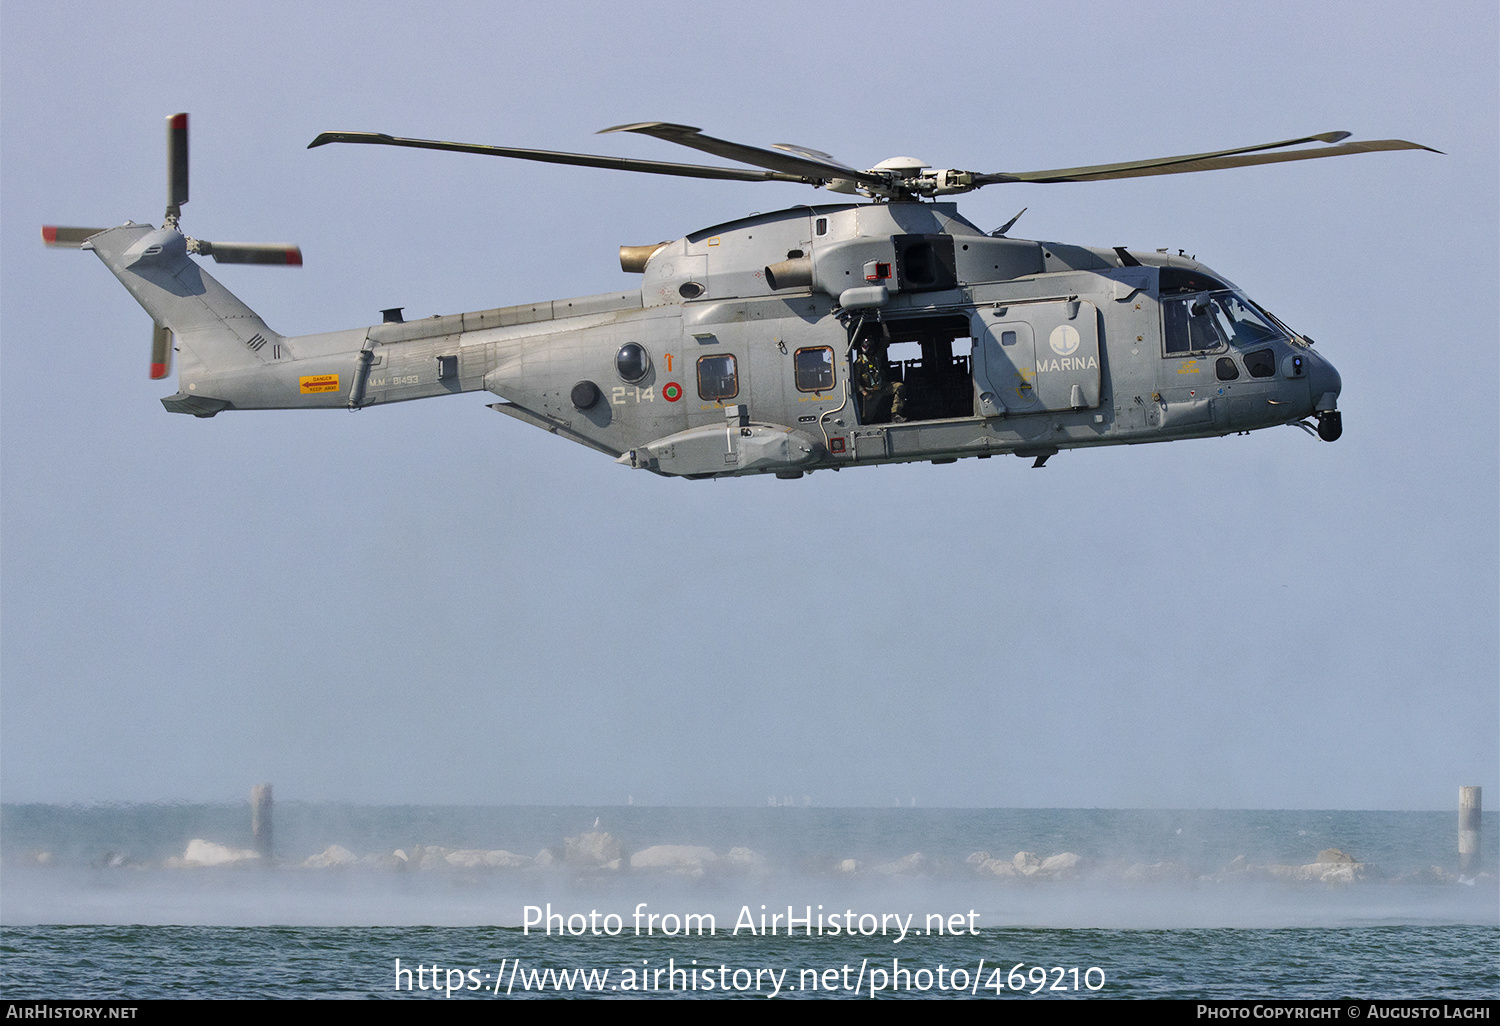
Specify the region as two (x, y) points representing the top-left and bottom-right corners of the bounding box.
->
(849, 313), (974, 425)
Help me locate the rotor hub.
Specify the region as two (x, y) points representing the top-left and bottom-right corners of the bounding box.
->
(871, 156), (929, 178)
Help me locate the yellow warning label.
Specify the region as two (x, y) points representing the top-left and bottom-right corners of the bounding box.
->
(300, 374), (340, 394)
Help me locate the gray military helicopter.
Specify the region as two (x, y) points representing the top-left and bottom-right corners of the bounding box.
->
(45, 115), (1435, 478)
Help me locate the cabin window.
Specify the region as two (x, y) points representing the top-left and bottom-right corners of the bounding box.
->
(697, 354), (738, 401)
(815, 218), (828, 236)
(794, 347), (835, 392)
(616, 342), (649, 383)
(1215, 357), (1240, 381)
(1244, 348), (1277, 378)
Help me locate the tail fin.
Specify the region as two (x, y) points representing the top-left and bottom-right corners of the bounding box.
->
(86, 223), (284, 376)
(85, 223), (289, 416)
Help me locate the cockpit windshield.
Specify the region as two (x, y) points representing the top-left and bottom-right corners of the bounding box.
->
(1162, 289), (1288, 355)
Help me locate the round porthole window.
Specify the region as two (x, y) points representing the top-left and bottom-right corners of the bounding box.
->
(615, 342), (650, 383)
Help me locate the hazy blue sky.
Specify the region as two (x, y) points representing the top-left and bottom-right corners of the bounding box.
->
(2, 1), (1495, 809)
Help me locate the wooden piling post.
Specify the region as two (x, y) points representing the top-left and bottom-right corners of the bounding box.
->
(251, 784), (273, 862)
(1459, 785), (1480, 875)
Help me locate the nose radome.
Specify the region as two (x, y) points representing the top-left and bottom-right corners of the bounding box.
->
(1307, 351), (1342, 410)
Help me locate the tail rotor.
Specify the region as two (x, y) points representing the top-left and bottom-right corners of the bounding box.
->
(42, 113), (303, 379)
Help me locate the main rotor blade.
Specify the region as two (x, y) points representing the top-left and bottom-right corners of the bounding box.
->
(41, 225), (107, 248)
(308, 131), (806, 184)
(975, 133), (1439, 185)
(771, 142), (857, 170)
(167, 113), (189, 216)
(195, 241), (303, 266)
(600, 122), (887, 188)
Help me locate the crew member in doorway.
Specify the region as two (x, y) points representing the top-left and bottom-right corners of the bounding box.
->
(855, 340), (905, 424)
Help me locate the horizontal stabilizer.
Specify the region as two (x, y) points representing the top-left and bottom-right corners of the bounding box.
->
(160, 392), (231, 417)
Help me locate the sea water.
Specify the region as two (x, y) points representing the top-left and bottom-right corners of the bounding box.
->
(2, 805), (1495, 1000)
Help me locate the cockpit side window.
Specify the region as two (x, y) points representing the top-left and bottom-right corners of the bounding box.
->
(1163, 295), (1228, 354)
(1163, 290), (1288, 356)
